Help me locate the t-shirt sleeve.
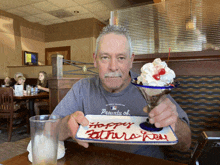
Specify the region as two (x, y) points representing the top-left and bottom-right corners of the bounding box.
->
(51, 80), (84, 118)
(167, 94), (190, 126)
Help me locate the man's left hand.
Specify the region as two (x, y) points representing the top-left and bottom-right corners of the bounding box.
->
(143, 97), (178, 131)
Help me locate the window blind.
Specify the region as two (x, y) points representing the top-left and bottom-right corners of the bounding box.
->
(111, 0), (220, 55)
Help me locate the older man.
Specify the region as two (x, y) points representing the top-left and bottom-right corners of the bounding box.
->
(52, 25), (191, 159)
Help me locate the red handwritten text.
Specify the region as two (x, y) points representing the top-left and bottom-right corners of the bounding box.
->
(86, 130), (141, 140)
(89, 122), (134, 130)
(85, 122), (169, 141)
(140, 131), (168, 141)
(85, 129), (169, 141)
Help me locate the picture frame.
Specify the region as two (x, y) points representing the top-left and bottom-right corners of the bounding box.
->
(22, 51), (38, 66)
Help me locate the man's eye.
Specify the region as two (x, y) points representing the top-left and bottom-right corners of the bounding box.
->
(101, 56), (108, 60)
(119, 57), (125, 60)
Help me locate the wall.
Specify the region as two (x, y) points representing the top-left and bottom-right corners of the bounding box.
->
(0, 10), (45, 78)
(45, 18), (105, 63)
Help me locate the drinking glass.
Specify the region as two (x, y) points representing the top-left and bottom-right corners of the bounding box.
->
(30, 115), (61, 165)
(26, 85), (31, 95)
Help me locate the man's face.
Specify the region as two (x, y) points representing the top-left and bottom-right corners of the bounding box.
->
(94, 33), (134, 93)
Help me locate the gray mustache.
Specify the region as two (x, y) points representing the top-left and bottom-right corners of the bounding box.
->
(105, 72), (122, 77)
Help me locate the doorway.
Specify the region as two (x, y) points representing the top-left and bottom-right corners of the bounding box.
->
(45, 46), (70, 65)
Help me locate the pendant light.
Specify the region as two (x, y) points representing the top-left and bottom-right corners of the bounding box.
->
(186, 0), (195, 30)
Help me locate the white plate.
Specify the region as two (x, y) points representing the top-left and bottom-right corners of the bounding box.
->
(76, 115), (178, 145)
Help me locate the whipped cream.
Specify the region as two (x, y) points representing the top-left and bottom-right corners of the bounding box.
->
(137, 58), (175, 86)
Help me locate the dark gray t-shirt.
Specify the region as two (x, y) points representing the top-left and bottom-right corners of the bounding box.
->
(52, 71), (189, 159)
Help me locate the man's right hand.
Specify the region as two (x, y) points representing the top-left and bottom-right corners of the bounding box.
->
(67, 111), (89, 148)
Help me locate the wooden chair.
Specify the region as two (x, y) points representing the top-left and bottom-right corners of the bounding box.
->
(0, 87), (30, 142)
(34, 97), (50, 115)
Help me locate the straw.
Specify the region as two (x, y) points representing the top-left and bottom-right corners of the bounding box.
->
(167, 48), (171, 63)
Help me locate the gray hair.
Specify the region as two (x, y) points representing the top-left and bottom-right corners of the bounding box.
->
(14, 72), (23, 81)
(95, 25), (132, 58)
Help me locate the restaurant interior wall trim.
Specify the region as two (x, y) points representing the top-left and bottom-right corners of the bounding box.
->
(0, 10), (45, 79)
(8, 66), (52, 79)
(8, 65), (94, 79)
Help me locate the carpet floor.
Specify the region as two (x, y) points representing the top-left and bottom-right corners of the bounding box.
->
(0, 125), (30, 162)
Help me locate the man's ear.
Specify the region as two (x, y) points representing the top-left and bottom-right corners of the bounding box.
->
(129, 53), (135, 69)
(93, 53), (97, 68)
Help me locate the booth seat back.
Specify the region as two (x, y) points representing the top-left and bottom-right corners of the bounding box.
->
(0, 78), (38, 87)
(165, 75), (220, 164)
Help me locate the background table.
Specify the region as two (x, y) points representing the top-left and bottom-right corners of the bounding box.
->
(0, 141), (187, 165)
(13, 92), (49, 116)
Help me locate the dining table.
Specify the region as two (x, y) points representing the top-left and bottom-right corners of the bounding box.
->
(13, 92), (49, 116)
(0, 140), (187, 165)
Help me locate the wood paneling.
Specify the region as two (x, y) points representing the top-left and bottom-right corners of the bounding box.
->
(133, 50), (220, 76)
(48, 78), (81, 113)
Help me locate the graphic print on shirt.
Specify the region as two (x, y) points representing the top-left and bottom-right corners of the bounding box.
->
(101, 103), (131, 116)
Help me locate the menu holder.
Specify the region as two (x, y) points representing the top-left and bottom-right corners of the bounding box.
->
(14, 85), (23, 96)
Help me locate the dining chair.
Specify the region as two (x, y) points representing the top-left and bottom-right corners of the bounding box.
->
(0, 87), (30, 142)
(189, 131), (220, 165)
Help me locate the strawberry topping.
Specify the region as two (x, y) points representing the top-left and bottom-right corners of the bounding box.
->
(158, 68), (166, 75)
(153, 74), (160, 80)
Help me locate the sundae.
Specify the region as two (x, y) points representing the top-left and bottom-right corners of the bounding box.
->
(135, 58), (175, 95)
(132, 58), (176, 131)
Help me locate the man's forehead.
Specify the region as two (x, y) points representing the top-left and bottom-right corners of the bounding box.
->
(98, 33), (129, 53)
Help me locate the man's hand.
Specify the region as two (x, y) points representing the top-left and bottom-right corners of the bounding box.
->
(67, 111), (89, 148)
(143, 96), (191, 151)
(143, 97), (178, 131)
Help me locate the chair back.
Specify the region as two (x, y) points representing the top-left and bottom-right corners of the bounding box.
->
(190, 131), (220, 165)
(0, 87), (14, 113)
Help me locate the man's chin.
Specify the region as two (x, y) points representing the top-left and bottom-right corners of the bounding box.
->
(103, 82), (123, 92)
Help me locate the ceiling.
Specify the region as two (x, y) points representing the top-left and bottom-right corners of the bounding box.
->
(0, 0), (154, 25)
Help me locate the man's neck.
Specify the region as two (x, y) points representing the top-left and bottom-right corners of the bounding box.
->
(103, 76), (131, 93)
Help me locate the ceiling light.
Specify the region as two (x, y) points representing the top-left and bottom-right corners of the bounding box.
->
(49, 9), (74, 18)
(186, 0), (195, 30)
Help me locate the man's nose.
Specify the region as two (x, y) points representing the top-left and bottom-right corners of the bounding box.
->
(109, 58), (118, 71)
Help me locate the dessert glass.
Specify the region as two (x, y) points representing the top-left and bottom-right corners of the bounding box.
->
(131, 78), (175, 132)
